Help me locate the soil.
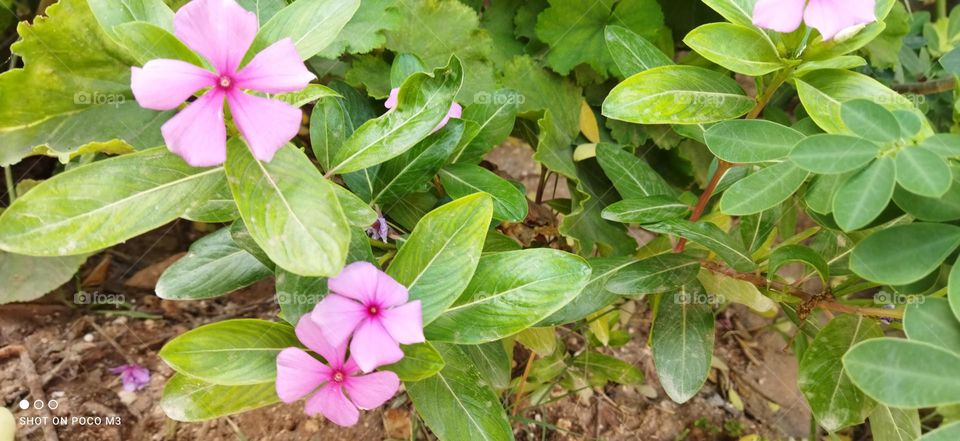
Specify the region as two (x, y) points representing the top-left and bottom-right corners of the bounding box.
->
(1, 145), (815, 441)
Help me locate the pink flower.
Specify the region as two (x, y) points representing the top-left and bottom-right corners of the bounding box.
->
(131, 0), (315, 167)
(276, 316), (400, 427)
(311, 262), (424, 373)
(110, 364), (150, 392)
(753, 0), (876, 41)
(385, 87), (462, 132)
(365, 216), (389, 242)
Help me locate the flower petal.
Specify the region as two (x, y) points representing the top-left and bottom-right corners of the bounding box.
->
(384, 87), (399, 109)
(276, 347), (331, 403)
(173, 0), (258, 74)
(433, 102), (463, 132)
(311, 294), (368, 349)
(350, 319), (404, 373)
(379, 301), (425, 345)
(752, 0), (806, 33)
(344, 371), (400, 410)
(235, 38), (315, 93)
(305, 383), (360, 426)
(375, 268), (408, 307)
(226, 90), (302, 162)
(327, 261), (383, 304)
(160, 89), (227, 167)
(131, 60), (215, 110)
(804, 0), (877, 40)
(295, 315), (347, 368)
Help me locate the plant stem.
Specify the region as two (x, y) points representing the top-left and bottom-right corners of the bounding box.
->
(510, 351), (537, 417)
(938, 0), (948, 21)
(3, 165), (15, 203)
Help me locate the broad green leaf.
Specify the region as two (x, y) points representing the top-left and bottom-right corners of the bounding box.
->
(738, 209), (778, 253)
(156, 228), (272, 300)
(161, 374), (278, 422)
(236, 0), (286, 22)
(387, 193), (492, 324)
(644, 220), (757, 272)
(921, 134), (960, 159)
(790, 134), (880, 174)
(540, 257), (638, 325)
(720, 161), (809, 215)
(425, 249), (591, 344)
(604, 25), (673, 77)
(893, 110), (923, 140)
(382, 342), (445, 382)
(896, 147), (953, 198)
(159, 319), (298, 385)
(405, 344), (513, 441)
(328, 57), (464, 174)
(483, 230), (522, 253)
(869, 406), (921, 441)
(684, 23), (781, 75)
(248, 0), (360, 60)
(769, 245), (830, 282)
(652, 283), (716, 403)
(604, 254), (700, 296)
(112, 22), (204, 66)
(697, 269), (777, 315)
(850, 223), (960, 285)
(180, 176), (239, 223)
(373, 121), (463, 206)
(560, 159), (637, 257)
(806, 173), (848, 214)
(272, 84), (339, 108)
(701, 0), (758, 26)
(314, 0), (401, 58)
(795, 70), (922, 136)
(331, 183), (378, 229)
(840, 99), (901, 143)
(833, 156), (896, 231)
(904, 298), (960, 354)
(704, 119), (804, 163)
(309, 83), (372, 171)
(893, 168), (960, 222)
(439, 164), (527, 222)
(516, 327), (558, 357)
(0, 0), (170, 166)
(0, 252), (87, 304)
(573, 351), (644, 385)
(844, 338), (960, 408)
(453, 89), (521, 164)
(462, 342), (512, 389)
(603, 66), (755, 125)
(799, 315), (882, 432)
(920, 421), (960, 441)
(601, 196), (690, 224)
(228, 219), (273, 267)
(0, 148), (224, 256)
(225, 141), (349, 277)
(595, 143), (676, 198)
(794, 56), (868, 75)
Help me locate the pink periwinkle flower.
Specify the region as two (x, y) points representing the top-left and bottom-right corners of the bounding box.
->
(385, 87), (462, 132)
(311, 262), (425, 373)
(365, 216), (389, 242)
(131, 0), (315, 167)
(277, 316), (400, 427)
(110, 364), (150, 392)
(753, 0), (876, 41)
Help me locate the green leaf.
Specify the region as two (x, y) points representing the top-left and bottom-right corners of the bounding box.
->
(840, 99), (901, 143)
(704, 119), (804, 163)
(313, 0), (401, 58)
(603, 65), (755, 125)
(236, 0), (286, 22)
(156, 228), (272, 300)
(920, 134), (960, 159)
(799, 315), (882, 432)
(516, 327), (558, 357)
(387, 193), (493, 324)
(439, 164), (527, 222)
(0, 148), (225, 256)
(425, 249), (591, 344)
(644, 220), (757, 272)
(328, 57), (464, 175)
(382, 342), (445, 382)
(601, 196), (690, 224)
(595, 143), (676, 198)
(225, 141), (349, 277)
(892, 110), (922, 140)
(604, 25), (673, 78)
(833, 156), (896, 231)
(272, 84), (339, 108)
(248, 0), (360, 60)
(462, 342), (512, 389)
(373, 121), (463, 206)
(896, 147), (953, 198)
(844, 338), (960, 408)
(112, 22), (204, 66)
(805, 173), (848, 214)
(769, 244), (830, 283)
(88, 0), (172, 33)
(331, 183), (378, 229)
(161, 374), (278, 422)
(701, 0), (759, 26)
(738, 209), (778, 253)
(604, 253), (700, 296)
(573, 351), (644, 385)
(535, 0), (666, 77)
(920, 421), (960, 441)
(560, 159), (637, 256)
(0, 252), (87, 304)
(453, 89), (521, 164)
(869, 406), (921, 441)
(405, 344), (513, 441)
(159, 319), (298, 385)
(483, 231), (522, 253)
(719, 161), (809, 216)
(652, 283), (716, 403)
(904, 298), (960, 354)
(684, 23), (781, 76)
(795, 70), (922, 136)
(850, 223), (960, 285)
(540, 257), (638, 325)
(790, 134), (881, 174)
(697, 269), (777, 315)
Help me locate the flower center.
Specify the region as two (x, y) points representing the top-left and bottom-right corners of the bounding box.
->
(332, 371), (345, 383)
(217, 75), (233, 90)
(368, 305), (379, 316)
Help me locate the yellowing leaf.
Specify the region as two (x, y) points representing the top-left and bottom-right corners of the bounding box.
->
(579, 100), (600, 143)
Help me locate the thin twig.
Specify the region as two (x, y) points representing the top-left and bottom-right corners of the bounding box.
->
(510, 351), (537, 417)
(0, 345), (60, 441)
(83, 316), (134, 364)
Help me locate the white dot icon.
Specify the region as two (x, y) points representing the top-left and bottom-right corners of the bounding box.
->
(18, 400), (29, 410)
